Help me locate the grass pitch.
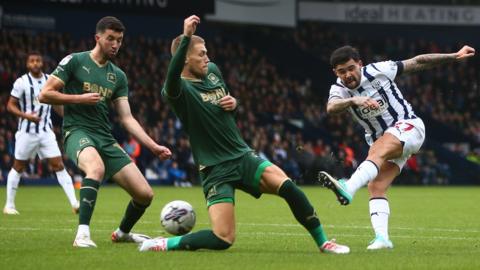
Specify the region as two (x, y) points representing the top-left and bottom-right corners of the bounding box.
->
(0, 185), (479, 270)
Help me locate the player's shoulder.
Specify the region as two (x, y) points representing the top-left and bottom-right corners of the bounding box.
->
(13, 73), (29, 86)
(366, 60), (397, 74)
(207, 62), (222, 76)
(330, 79), (347, 91)
(58, 51), (86, 66)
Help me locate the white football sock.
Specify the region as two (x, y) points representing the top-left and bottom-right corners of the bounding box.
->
(345, 160), (379, 196)
(5, 168), (21, 209)
(369, 198), (390, 240)
(76, 224), (91, 238)
(56, 169), (78, 207)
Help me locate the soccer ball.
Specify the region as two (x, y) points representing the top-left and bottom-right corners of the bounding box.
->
(160, 200), (196, 236)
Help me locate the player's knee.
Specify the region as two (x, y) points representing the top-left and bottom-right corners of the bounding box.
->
(136, 188), (154, 205)
(50, 162), (64, 172)
(13, 162), (26, 173)
(213, 228), (236, 245)
(87, 165), (105, 180)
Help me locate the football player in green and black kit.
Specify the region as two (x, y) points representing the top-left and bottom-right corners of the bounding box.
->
(40, 16), (172, 248)
(140, 15), (349, 254)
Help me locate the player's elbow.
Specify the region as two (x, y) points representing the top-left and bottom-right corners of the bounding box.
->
(326, 104), (337, 114)
(38, 91), (48, 103)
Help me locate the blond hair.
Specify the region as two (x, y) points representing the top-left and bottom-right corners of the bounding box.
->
(171, 34), (205, 56)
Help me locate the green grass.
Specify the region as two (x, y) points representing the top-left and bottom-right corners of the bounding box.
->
(0, 186), (479, 270)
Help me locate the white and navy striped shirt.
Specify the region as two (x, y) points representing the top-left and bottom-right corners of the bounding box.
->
(328, 60), (416, 143)
(10, 73), (53, 133)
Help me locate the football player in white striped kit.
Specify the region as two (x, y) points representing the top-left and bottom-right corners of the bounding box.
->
(319, 45), (475, 249)
(3, 52), (79, 215)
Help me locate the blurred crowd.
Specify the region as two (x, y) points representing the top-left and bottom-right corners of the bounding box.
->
(1, 24), (478, 185)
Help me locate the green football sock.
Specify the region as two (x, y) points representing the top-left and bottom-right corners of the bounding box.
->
(166, 230), (231, 251)
(278, 179), (328, 246)
(119, 200), (149, 233)
(79, 178), (100, 225)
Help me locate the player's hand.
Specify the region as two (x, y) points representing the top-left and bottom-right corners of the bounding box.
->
(352, 96), (379, 109)
(219, 94), (237, 111)
(78, 93), (101, 105)
(455, 45), (475, 59)
(24, 113), (40, 123)
(183, 15), (200, 37)
(152, 144), (172, 161)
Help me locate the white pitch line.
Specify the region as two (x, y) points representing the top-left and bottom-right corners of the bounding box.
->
(3, 220), (480, 234)
(0, 226), (479, 241)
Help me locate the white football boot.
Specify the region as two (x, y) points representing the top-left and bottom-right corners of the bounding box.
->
(111, 229), (151, 243)
(3, 206), (19, 215)
(73, 234), (97, 248)
(320, 239), (350, 254)
(367, 235), (393, 250)
(139, 237), (168, 252)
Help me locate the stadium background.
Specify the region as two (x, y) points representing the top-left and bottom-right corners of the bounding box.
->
(1, 0), (479, 188)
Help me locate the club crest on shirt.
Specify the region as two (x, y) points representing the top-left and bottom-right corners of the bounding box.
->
(207, 73), (219, 84)
(371, 79), (382, 90)
(107, 73), (116, 84)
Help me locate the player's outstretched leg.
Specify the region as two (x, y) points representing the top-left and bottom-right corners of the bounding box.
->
(111, 163), (155, 244)
(3, 168), (22, 215)
(262, 164), (349, 254)
(140, 202), (233, 252)
(277, 179), (349, 254)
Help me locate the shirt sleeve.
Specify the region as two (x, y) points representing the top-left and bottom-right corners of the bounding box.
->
(370, 60), (402, 81)
(51, 54), (77, 84)
(10, 77), (25, 99)
(112, 71), (129, 100)
(164, 36), (190, 99)
(328, 84), (349, 102)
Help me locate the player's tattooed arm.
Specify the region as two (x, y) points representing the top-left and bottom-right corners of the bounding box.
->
(401, 45), (475, 75)
(327, 96), (379, 114)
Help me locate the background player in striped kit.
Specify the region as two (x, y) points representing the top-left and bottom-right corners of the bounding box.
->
(3, 51), (79, 215)
(319, 45), (475, 250)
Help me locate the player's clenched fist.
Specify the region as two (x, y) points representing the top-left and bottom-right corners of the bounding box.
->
(219, 95), (237, 111)
(78, 93), (101, 105)
(183, 15), (200, 37)
(455, 45), (475, 59)
(152, 144), (172, 161)
(352, 96), (379, 109)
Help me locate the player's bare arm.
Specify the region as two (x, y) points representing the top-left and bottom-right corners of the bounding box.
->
(39, 76), (101, 105)
(164, 15), (201, 98)
(402, 45), (475, 75)
(219, 94), (237, 111)
(113, 98), (172, 160)
(6, 96), (40, 123)
(327, 96), (379, 114)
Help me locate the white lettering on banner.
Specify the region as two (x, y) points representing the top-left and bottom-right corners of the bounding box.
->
(48, 0), (168, 8)
(299, 2), (480, 26)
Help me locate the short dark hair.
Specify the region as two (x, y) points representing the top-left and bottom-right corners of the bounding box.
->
(171, 34), (205, 56)
(27, 51), (42, 58)
(330, 46), (361, 68)
(96, 16), (125, 34)
(26, 51), (42, 63)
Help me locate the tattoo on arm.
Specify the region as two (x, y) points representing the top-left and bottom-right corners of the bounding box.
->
(402, 53), (457, 74)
